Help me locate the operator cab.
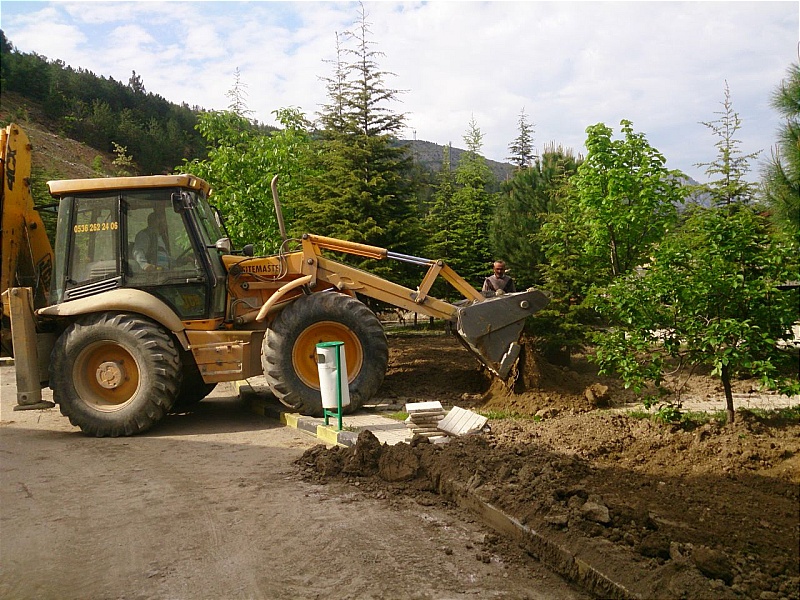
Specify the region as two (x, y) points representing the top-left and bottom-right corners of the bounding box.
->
(48, 175), (228, 321)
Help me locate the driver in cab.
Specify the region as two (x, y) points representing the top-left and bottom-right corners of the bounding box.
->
(133, 211), (170, 271)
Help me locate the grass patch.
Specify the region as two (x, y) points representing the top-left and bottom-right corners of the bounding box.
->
(623, 406), (725, 427)
(385, 411), (409, 421)
(745, 405), (800, 421)
(623, 405), (800, 429)
(739, 405), (800, 427)
(625, 409), (651, 420)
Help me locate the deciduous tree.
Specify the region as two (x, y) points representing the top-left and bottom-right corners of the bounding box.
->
(570, 120), (686, 282)
(536, 121), (684, 363)
(591, 205), (800, 423)
(182, 100), (317, 255)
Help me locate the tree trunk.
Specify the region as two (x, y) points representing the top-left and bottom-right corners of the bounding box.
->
(609, 234), (620, 277)
(721, 364), (735, 424)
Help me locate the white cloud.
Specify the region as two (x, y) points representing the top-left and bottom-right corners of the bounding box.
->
(2, 0), (797, 181)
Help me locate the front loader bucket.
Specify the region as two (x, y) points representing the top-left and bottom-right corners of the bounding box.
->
(455, 289), (550, 379)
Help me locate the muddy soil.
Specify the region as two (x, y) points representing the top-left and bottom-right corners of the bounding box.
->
(299, 332), (800, 600)
(1, 367), (591, 600)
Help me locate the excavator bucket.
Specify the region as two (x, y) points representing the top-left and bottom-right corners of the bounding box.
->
(455, 289), (550, 379)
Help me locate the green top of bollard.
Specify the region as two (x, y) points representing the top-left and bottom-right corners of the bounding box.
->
(316, 341), (344, 348)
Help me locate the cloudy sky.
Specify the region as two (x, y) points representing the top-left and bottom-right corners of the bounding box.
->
(2, 1), (798, 181)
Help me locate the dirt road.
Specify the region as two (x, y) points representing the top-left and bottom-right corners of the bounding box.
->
(0, 364), (588, 600)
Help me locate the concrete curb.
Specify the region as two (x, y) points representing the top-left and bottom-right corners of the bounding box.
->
(237, 381), (360, 447)
(443, 480), (640, 600)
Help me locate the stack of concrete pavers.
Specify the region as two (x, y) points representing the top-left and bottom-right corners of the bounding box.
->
(437, 405), (488, 436)
(404, 401), (446, 438)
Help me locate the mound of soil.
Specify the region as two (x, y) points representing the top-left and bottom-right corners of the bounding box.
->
(299, 332), (800, 599)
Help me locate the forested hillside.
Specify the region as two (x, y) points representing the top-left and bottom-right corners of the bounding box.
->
(0, 31), (211, 175)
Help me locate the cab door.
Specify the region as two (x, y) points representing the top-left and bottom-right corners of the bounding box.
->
(123, 191), (211, 320)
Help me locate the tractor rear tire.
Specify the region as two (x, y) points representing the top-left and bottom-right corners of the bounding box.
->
(50, 312), (182, 437)
(262, 292), (388, 417)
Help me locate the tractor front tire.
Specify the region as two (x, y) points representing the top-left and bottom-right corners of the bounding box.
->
(50, 312), (181, 437)
(262, 292), (388, 417)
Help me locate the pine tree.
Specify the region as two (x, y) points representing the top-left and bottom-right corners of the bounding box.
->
(507, 108), (536, 169)
(343, 2), (406, 138)
(425, 144), (456, 261)
(295, 2), (422, 285)
(446, 117), (497, 286)
(317, 32), (350, 134)
(226, 68), (252, 118)
(128, 70), (145, 95)
(761, 62), (800, 238)
(492, 144), (581, 287)
(424, 145), (461, 299)
(696, 81), (760, 207)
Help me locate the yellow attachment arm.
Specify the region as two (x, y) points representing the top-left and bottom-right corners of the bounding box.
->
(302, 234), (388, 260)
(1, 124), (55, 321)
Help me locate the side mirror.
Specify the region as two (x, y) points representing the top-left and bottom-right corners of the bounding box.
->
(242, 244), (254, 257)
(213, 237), (232, 254)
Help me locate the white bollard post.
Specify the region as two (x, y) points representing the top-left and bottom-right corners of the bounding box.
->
(316, 341), (350, 430)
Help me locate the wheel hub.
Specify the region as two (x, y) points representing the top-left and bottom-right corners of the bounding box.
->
(96, 361), (125, 389)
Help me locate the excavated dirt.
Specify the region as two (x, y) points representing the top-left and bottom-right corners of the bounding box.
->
(299, 331), (800, 600)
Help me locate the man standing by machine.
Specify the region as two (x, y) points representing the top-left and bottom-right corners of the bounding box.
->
(482, 260), (516, 296)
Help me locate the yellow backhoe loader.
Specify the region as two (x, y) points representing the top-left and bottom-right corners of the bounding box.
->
(1, 123), (549, 436)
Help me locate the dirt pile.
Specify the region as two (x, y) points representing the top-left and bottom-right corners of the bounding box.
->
(299, 332), (800, 599)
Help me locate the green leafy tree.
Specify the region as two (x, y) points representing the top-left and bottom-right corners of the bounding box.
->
(84, 99), (117, 149)
(761, 62), (800, 239)
(535, 121), (685, 363)
(695, 81), (760, 207)
(592, 205), (800, 423)
(571, 120), (686, 282)
(111, 142), (135, 176)
(182, 94), (317, 255)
